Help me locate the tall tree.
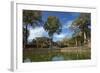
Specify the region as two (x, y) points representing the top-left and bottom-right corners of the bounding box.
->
(23, 27), (29, 48)
(43, 16), (62, 48)
(23, 10), (42, 46)
(71, 13), (91, 45)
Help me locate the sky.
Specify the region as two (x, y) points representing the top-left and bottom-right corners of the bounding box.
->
(27, 11), (80, 42)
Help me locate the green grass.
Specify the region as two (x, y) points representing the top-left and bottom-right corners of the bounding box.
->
(23, 47), (91, 62)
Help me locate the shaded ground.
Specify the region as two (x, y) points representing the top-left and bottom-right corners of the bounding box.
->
(23, 46), (91, 62)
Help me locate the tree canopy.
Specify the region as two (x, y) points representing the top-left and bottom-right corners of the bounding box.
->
(44, 16), (62, 37)
(71, 13), (91, 46)
(23, 10), (42, 45)
(43, 16), (62, 48)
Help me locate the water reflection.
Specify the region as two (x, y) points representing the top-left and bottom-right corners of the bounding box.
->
(24, 58), (31, 62)
(52, 55), (64, 61)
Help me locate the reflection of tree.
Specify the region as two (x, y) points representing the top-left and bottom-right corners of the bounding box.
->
(43, 16), (62, 48)
(23, 10), (42, 48)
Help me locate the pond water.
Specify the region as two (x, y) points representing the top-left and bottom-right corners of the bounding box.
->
(24, 58), (31, 62)
(52, 55), (64, 61)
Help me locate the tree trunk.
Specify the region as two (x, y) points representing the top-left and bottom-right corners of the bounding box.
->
(25, 24), (28, 45)
(75, 38), (78, 47)
(50, 36), (53, 49)
(36, 40), (38, 48)
(84, 32), (87, 44)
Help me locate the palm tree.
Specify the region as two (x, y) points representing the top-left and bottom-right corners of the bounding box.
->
(71, 13), (91, 45)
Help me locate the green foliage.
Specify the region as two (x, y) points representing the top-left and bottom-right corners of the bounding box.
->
(70, 13), (91, 46)
(44, 16), (62, 37)
(23, 10), (42, 45)
(43, 16), (62, 48)
(72, 13), (91, 28)
(23, 10), (42, 24)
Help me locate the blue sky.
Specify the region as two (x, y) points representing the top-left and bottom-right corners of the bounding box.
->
(28, 11), (80, 42)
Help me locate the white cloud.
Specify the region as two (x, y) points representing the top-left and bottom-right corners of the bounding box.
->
(53, 33), (66, 42)
(62, 20), (73, 29)
(28, 26), (48, 42)
(54, 33), (65, 38)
